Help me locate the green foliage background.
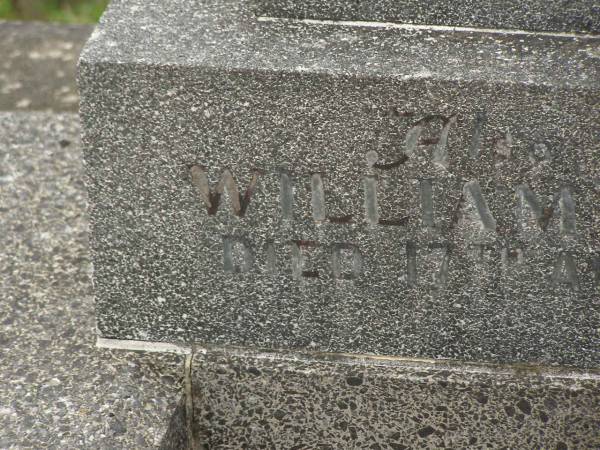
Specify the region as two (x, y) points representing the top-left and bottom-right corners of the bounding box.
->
(0, 0), (109, 23)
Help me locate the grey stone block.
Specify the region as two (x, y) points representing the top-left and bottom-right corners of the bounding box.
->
(191, 347), (600, 448)
(79, 0), (600, 367)
(251, 0), (600, 34)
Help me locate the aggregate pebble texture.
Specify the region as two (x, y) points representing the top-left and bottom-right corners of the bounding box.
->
(0, 112), (185, 449)
(79, 0), (600, 368)
(0, 21), (92, 112)
(252, 0), (600, 34)
(192, 348), (600, 449)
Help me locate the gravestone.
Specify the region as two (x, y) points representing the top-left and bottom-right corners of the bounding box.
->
(79, 0), (600, 445)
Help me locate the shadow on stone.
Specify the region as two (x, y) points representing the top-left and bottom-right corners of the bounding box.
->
(160, 396), (189, 450)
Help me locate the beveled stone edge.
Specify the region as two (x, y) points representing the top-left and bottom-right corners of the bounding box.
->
(257, 16), (600, 40)
(77, 0), (600, 93)
(97, 338), (600, 381)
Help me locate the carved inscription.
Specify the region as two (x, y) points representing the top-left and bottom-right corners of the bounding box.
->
(516, 185), (576, 235)
(461, 181), (497, 232)
(223, 237), (254, 273)
(331, 244), (363, 280)
(190, 111), (594, 290)
(191, 165), (260, 217)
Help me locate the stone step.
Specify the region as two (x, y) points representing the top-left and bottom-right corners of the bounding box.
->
(252, 0), (600, 34)
(191, 347), (600, 448)
(79, 0), (600, 368)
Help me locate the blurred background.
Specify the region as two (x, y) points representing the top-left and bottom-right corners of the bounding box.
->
(0, 0), (108, 112)
(0, 0), (108, 22)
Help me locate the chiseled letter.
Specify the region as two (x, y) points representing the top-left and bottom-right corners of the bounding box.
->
(462, 181), (497, 232)
(191, 165), (260, 217)
(223, 237), (254, 273)
(516, 185), (576, 234)
(552, 252), (578, 290)
(331, 244), (364, 280)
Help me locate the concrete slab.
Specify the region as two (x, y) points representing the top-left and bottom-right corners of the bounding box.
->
(0, 112), (185, 449)
(192, 347), (600, 448)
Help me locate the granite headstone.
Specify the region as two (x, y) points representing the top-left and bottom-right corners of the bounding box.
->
(79, 0), (600, 369)
(78, 0), (600, 445)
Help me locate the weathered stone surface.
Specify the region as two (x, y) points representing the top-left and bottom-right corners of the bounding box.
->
(0, 112), (184, 448)
(0, 21), (92, 112)
(252, 0), (600, 34)
(192, 347), (600, 448)
(79, 0), (600, 367)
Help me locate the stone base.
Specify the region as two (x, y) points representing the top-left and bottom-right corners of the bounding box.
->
(191, 347), (600, 448)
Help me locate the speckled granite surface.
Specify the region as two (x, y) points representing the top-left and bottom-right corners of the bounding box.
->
(252, 0), (600, 34)
(0, 21), (91, 112)
(0, 112), (184, 449)
(80, 0), (600, 367)
(192, 347), (600, 449)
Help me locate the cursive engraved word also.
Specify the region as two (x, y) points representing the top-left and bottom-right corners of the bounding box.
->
(189, 111), (595, 288)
